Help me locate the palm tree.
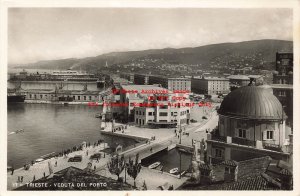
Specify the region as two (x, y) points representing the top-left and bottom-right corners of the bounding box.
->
(126, 153), (142, 188)
(107, 154), (125, 181)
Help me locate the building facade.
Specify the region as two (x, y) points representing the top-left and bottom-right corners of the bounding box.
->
(134, 93), (191, 128)
(167, 78), (191, 92)
(22, 89), (102, 102)
(191, 77), (230, 95)
(206, 86), (293, 165)
(272, 52), (293, 126)
(148, 75), (168, 87)
(134, 74), (149, 85)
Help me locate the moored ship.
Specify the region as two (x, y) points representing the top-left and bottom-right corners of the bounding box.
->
(7, 94), (26, 103)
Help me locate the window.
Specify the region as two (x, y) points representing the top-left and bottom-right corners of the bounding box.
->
(171, 112), (173, 116)
(148, 112), (152, 116)
(40, 95), (43, 99)
(139, 111), (142, 115)
(215, 148), (223, 158)
(266, 131), (274, 140)
(29, 94), (32, 98)
(160, 105), (168, 109)
(225, 167), (234, 174)
(279, 91), (286, 97)
(78, 96), (80, 100)
(84, 96), (86, 101)
(89, 96), (92, 101)
(136, 111), (138, 115)
(73, 96), (75, 100)
(136, 119), (138, 124)
(238, 129), (246, 138)
(159, 112), (168, 116)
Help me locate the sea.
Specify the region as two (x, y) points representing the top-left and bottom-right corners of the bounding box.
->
(7, 103), (137, 169)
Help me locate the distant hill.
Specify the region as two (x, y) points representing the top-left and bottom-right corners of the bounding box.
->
(13, 39), (292, 72)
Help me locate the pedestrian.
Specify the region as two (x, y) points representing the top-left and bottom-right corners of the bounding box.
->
(43, 172), (46, 178)
(161, 166), (164, 174)
(94, 165), (96, 171)
(150, 147), (153, 153)
(18, 176), (20, 182)
(86, 151), (88, 156)
(21, 176), (23, 183)
(178, 135), (180, 139)
(33, 175), (36, 181)
(96, 158), (99, 163)
(11, 167), (14, 175)
(55, 161), (57, 167)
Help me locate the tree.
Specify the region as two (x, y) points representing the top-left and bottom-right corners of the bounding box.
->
(126, 153), (142, 188)
(107, 154), (125, 181)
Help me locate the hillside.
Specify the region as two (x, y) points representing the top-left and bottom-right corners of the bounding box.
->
(13, 39), (293, 73)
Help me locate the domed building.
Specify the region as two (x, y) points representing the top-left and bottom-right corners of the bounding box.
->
(206, 85), (292, 164)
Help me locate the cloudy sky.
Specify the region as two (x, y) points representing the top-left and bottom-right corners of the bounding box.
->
(8, 8), (292, 64)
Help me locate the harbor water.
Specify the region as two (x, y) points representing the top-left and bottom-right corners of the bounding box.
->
(141, 148), (192, 173)
(7, 103), (137, 169)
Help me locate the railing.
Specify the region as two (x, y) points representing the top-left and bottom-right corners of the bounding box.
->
(232, 137), (256, 147)
(263, 142), (283, 152)
(210, 157), (224, 164)
(211, 134), (227, 142)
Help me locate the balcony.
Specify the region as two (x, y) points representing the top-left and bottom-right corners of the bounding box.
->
(211, 134), (227, 142)
(231, 137), (256, 147)
(263, 142), (283, 152)
(210, 157), (224, 164)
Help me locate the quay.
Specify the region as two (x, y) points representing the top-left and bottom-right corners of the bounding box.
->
(7, 103), (219, 190)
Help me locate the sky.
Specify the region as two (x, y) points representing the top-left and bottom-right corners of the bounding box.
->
(8, 8), (292, 65)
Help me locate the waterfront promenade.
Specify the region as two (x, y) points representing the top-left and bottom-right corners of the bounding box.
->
(7, 104), (219, 190)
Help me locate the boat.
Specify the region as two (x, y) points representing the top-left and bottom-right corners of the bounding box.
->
(40, 152), (56, 160)
(7, 94), (25, 103)
(169, 167), (179, 174)
(15, 129), (24, 134)
(148, 162), (161, 169)
(35, 158), (45, 163)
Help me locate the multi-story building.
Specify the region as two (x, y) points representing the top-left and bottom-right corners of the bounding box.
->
(116, 85), (168, 122)
(227, 75), (264, 91)
(227, 75), (250, 87)
(191, 77), (230, 95)
(167, 78), (191, 92)
(134, 93), (191, 128)
(21, 89), (102, 103)
(272, 52), (293, 126)
(134, 74), (149, 85)
(206, 86), (293, 165)
(120, 73), (134, 83)
(148, 75), (168, 87)
(133, 74), (191, 92)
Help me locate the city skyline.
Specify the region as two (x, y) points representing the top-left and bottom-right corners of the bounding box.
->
(8, 8), (292, 65)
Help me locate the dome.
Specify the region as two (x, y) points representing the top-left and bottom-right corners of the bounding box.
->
(218, 86), (285, 120)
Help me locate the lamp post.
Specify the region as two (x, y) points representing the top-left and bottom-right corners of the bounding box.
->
(179, 150), (182, 179)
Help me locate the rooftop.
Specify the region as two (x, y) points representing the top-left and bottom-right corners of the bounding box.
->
(218, 86), (285, 120)
(121, 84), (168, 92)
(270, 84), (293, 90)
(179, 156), (281, 190)
(227, 75), (250, 80)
